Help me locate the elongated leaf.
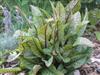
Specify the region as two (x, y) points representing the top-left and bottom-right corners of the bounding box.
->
(42, 56), (53, 67)
(23, 36), (42, 51)
(40, 68), (55, 75)
(7, 52), (22, 62)
(49, 65), (64, 75)
(57, 64), (66, 74)
(40, 8), (51, 18)
(73, 37), (94, 47)
(43, 48), (53, 55)
(50, 1), (56, 20)
(32, 65), (42, 75)
(63, 57), (70, 63)
(37, 24), (52, 41)
(19, 57), (34, 70)
(63, 45), (73, 51)
(66, 0), (79, 12)
(82, 8), (89, 25)
(30, 5), (42, 16)
(56, 2), (66, 22)
(73, 57), (87, 68)
(76, 9), (89, 36)
(58, 51), (70, 63)
(58, 21), (65, 45)
(0, 67), (21, 73)
(21, 36), (42, 57)
(68, 11), (81, 34)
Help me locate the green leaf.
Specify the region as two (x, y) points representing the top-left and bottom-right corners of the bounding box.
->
(32, 37), (42, 51)
(0, 67), (21, 73)
(72, 0), (81, 13)
(56, 2), (66, 22)
(68, 11), (81, 35)
(82, 8), (89, 25)
(73, 37), (94, 47)
(95, 31), (100, 41)
(19, 57), (35, 70)
(50, 1), (56, 20)
(58, 51), (70, 63)
(63, 57), (70, 63)
(32, 65), (42, 75)
(30, 5), (42, 16)
(57, 64), (66, 74)
(66, 0), (80, 13)
(50, 1), (66, 22)
(42, 56), (53, 67)
(7, 52), (21, 62)
(43, 48), (52, 55)
(57, 21), (65, 45)
(48, 65), (64, 75)
(22, 42), (42, 57)
(21, 0), (28, 6)
(21, 36), (43, 57)
(63, 45), (73, 51)
(73, 57), (87, 68)
(40, 8), (51, 18)
(77, 9), (89, 36)
(37, 24), (52, 41)
(40, 68), (55, 75)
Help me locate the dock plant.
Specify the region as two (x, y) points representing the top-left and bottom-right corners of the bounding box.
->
(0, 0), (94, 75)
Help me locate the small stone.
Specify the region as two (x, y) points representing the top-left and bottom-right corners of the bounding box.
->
(96, 68), (100, 74)
(18, 72), (25, 75)
(74, 70), (80, 75)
